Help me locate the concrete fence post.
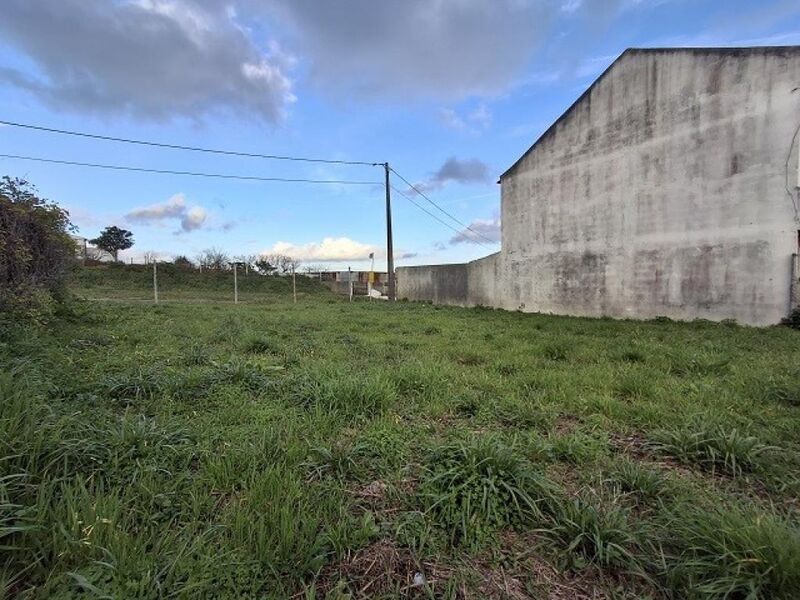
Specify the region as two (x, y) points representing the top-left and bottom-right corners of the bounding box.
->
(233, 263), (239, 305)
(153, 262), (159, 305)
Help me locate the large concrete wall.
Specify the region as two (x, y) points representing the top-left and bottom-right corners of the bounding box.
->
(401, 48), (800, 325)
(501, 47), (800, 325)
(397, 253), (500, 307)
(397, 263), (468, 305)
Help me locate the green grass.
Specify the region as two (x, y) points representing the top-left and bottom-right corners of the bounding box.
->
(2, 266), (800, 598)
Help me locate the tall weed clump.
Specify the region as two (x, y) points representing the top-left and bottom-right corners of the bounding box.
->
(418, 437), (556, 547)
(648, 424), (774, 477)
(288, 369), (397, 419)
(657, 506), (800, 599)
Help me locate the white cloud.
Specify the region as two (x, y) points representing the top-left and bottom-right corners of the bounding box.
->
(438, 104), (492, 132)
(0, 0), (295, 121)
(265, 237), (378, 262)
(125, 193), (209, 232)
(180, 206), (208, 231)
(450, 216), (502, 245)
(126, 194), (186, 221)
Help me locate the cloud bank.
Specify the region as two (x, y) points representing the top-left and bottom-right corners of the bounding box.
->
(265, 237), (416, 262)
(0, 0), (295, 121)
(263, 0), (555, 100)
(267, 237), (377, 262)
(125, 193), (208, 232)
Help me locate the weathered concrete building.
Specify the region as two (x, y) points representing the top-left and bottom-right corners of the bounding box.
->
(398, 47), (800, 325)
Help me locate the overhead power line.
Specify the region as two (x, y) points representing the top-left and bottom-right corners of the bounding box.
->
(388, 167), (498, 245)
(0, 119), (377, 167)
(0, 153), (381, 185)
(390, 184), (493, 249)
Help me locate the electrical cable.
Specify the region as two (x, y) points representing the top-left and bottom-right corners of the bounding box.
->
(0, 153), (381, 185)
(390, 184), (493, 249)
(388, 166), (498, 244)
(0, 119), (376, 166)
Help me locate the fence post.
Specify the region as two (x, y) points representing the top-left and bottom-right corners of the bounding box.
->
(348, 267), (353, 302)
(153, 262), (159, 304)
(292, 267), (297, 304)
(233, 263), (238, 304)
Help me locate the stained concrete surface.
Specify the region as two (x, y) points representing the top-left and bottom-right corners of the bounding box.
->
(399, 47), (800, 326)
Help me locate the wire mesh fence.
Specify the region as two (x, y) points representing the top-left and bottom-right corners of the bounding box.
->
(70, 262), (326, 305)
(70, 262), (391, 305)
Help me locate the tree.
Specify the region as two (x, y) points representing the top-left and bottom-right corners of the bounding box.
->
(254, 257), (277, 276)
(90, 226), (133, 261)
(0, 176), (75, 313)
(173, 255), (193, 269)
(197, 247), (229, 271)
(261, 253), (301, 275)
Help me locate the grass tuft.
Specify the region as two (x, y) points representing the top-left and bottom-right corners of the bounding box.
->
(648, 424), (775, 477)
(605, 459), (666, 502)
(658, 506), (800, 599)
(243, 335), (281, 355)
(545, 493), (638, 569)
(418, 437), (557, 547)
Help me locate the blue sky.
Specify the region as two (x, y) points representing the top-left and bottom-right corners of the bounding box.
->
(1, 0), (799, 269)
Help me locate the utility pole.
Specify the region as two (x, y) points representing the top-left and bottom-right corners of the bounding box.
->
(384, 162), (395, 300)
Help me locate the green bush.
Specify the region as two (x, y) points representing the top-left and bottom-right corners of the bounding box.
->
(0, 177), (75, 317)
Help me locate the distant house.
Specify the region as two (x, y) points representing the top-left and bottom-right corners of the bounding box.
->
(70, 235), (114, 262)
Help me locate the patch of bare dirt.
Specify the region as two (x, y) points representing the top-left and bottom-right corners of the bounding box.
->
(465, 530), (663, 600)
(553, 414), (581, 435)
(315, 539), (425, 598)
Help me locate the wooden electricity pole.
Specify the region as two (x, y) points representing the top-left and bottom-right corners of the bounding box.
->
(384, 163), (395, 301)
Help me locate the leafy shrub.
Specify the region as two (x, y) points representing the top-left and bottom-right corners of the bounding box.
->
(418, 437), (557, 547)
(0, 176), (75, 317)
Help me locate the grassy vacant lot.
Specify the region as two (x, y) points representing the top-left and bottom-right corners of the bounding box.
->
(2, 266), (800, 599)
